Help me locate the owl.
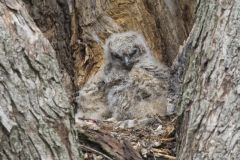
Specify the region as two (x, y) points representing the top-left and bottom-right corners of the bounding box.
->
(76, 31), (170, 122)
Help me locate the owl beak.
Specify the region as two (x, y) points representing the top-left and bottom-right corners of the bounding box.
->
(123, 56), (133, 69)
(124, 56), (129, 65)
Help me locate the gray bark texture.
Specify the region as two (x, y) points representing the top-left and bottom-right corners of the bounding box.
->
(176, 0), (240, 159)
(0, 1), (143, 159)
(1, 0), (239, 159)
(22, 0), (75, 99)
(0, 1), (80, 159)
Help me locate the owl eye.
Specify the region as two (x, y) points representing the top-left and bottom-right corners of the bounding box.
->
(130, 48), (138, 57)
(111, 52), (122, 60)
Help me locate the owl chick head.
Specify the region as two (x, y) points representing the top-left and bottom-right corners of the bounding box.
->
(104, 31), (151, 70)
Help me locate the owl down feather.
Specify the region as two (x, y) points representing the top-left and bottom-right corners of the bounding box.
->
(75, 31), (172, 122)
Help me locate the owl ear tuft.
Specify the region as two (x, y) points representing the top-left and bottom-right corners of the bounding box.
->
(135, 45), (146, 55)
(104, 63), (112, 74)
(108, 41), (112, 47)
(104, 40), (112, 61)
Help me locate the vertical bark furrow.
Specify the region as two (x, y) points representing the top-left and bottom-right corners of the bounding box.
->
(177, 0), (240, 159)
(22, 0), (75, 100)
(143, 0), (190, 65)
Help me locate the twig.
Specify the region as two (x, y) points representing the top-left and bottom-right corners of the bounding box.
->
(79, 144), (113, 160)
(170, 116), (178, 123)
(159, 137), (175, 142)
(151, 149), (176, 160)
(154, 152), (176, 160)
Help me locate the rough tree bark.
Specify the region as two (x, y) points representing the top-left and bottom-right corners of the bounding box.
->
(0, 1), (80, 159)
(22, 0), (75, 99)
(177, 0), (240, 159)
(3, 0), (239, 159)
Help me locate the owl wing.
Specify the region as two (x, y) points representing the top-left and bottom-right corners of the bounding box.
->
(139, 62), (176, 115)
(76, 69), (110, 120)
(126, 62), (170, 117)
(139, 62), (169, 81)
(107, 82), (135, 120)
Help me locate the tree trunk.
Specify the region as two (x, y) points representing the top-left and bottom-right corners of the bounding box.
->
(0, 1), (80, 159)
(176, 0), (240, 159)
(71, 0), (193, 87)
(22, 0), (75, 99)
(3, 0), (239, 159)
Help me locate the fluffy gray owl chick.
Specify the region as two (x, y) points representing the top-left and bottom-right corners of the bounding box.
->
(76, 31), (170, 121)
